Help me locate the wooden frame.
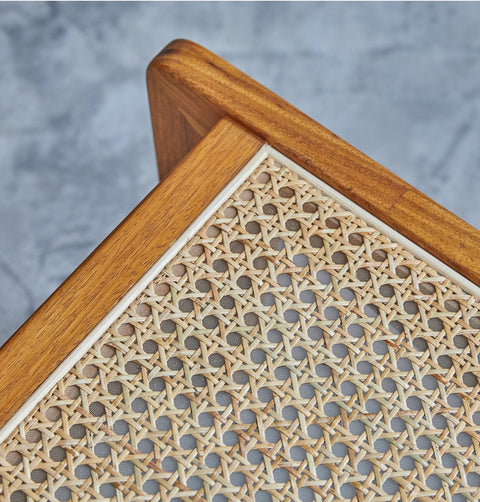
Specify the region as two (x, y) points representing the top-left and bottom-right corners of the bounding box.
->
(1, 38), (479, 433)
(0, 119), (262, 429)
(147, 39), (480, 285)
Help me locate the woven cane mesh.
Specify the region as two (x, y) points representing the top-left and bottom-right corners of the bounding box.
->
(1, 156), (480, 501)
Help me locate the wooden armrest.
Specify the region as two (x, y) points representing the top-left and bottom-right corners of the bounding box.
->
(148, 39), (480, 285)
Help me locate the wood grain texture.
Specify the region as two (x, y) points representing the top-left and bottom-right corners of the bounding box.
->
(0, 118), (262, 430)
(147, 39), (480, 285)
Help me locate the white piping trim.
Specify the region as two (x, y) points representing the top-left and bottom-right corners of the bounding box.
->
(1, 142), (479, 443)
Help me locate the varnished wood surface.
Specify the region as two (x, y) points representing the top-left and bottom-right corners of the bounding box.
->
(147, 39), (480, 286)
(0, 119), (262, 430)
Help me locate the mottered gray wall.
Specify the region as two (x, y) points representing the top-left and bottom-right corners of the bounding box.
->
(1, 2), (480, 345)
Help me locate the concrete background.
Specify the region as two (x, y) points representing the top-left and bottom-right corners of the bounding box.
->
(1, 2), (480, 345)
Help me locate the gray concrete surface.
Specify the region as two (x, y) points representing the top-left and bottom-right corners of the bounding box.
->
(1, 2), (480, 345)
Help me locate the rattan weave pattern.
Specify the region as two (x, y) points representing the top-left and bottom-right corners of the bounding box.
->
(1, 156), (480, 501)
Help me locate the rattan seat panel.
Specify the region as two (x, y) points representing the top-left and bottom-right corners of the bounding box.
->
(1, 156), (480, 501)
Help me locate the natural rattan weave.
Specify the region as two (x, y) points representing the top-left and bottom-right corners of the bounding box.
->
(1, 156), (480, 501)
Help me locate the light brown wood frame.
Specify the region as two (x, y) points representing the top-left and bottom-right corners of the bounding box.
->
(0, 119), (262, 429)
(147, 39), (480, 286)
(0, 38), (479, 431)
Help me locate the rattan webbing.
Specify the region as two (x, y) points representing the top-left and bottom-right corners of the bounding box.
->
(2, 156), (480, 501)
